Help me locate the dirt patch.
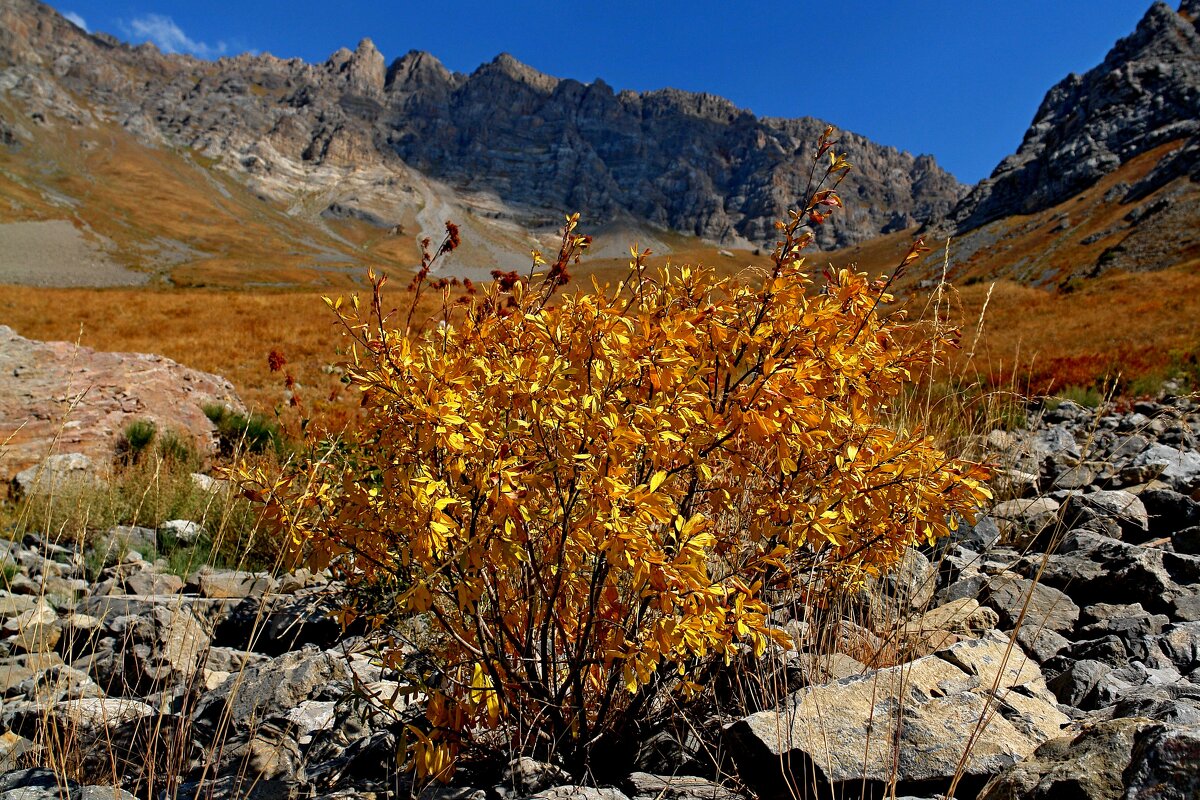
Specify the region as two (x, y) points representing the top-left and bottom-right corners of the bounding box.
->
(0, 220), (148, 286)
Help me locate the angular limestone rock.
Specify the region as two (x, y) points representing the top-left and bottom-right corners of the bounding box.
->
(724, 634), (1069, 792)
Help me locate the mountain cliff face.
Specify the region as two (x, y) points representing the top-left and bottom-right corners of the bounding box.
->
(945, 0), (1200, 236)
(0, 0), (963, 261)
(378, 52), (963, 247)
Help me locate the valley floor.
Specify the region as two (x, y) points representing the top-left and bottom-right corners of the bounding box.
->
(0, 256), (1196, 429)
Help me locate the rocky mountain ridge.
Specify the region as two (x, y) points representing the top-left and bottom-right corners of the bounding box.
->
(946, 0), (1200, 234)
(0, 0), (963, 271)
(912, 0), (1200, 287)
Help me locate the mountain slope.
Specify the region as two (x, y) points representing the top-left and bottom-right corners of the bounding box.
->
(0, 0), (963, 286)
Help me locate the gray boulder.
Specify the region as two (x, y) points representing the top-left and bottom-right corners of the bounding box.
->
(957, 515), (1002, 552)
(11, 453), (102, 498)
(0, 770), (77, 800)
(1155, 621), (1200, 674)
(190, 472), (230, 494)
(984, 574), (1080, 634)
(1141, 488), (1200, 536)
(192, 647), (352, 730)
(977, 717), (1158, 800)
(119, 568), (184, 597)
(1014, 626), (1071, 664)
(1077, 603), (1168, 661)
(528, 789), (629, 800)
(195, 568), (279, 599)
(158, 519), (204, 545)
(82, 604), (210, 696)
(1064, 490), (1149, 537)
(0, 652), (64, 695)
(0, 595), (42, 621)
(210, 592), (347, 656)
(1027, 530), (1200, 613)
(1103, 682), (1200, 727)
(1031, 426), (1082, 463)
(1121, 722), (1200, 797)
(1171, 591), (1200, 622)
(504, 757), (571, 795)
(50, 697), (155, 728)
(879, 547), (937, 613)
(624, 774), (739, 800)
(1134, 443), (1200, 492)
(1046, 659), (1113, 709)
(99, 525), (157, 554)
(991, 498), (1061, 544)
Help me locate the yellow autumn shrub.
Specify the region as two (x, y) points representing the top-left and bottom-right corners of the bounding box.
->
(237, 129), (992, 780)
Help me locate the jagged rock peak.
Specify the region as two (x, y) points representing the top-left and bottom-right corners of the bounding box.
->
(944, 0), (1200, 234)
(0, 0), (84, 64)
(648, 87), (745, 122)
(324, 37), (386, 95)
(385, 50), (455, 93)
(355, 37), (382, 58)
(480, 52), (560, 93)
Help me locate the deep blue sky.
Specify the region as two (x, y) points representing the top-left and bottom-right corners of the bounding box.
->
(52, 1), (1154, 184)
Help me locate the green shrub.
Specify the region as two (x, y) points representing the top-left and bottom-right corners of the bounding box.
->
(156, 429), (202, 472)
(117, 420), (202, 471)
(203, 403), (289, 457)
(165, 542), (217, 579)
(117, 419), (158, 464)
(7, 453), (267, 571)
(1128, 372), (1167, 399)
(1048, 385), (1103, 409)
(1166, 349), (1200, 391)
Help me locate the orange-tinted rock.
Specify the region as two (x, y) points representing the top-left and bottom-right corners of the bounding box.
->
(0, 325), (244, 482)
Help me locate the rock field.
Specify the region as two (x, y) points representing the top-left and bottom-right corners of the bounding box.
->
(3, 395), (1200, 799)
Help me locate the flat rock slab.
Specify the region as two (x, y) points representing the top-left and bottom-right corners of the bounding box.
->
(76, 594), (242, 631)
(0, 325), (244, 482)
(195, 569), (279, 599)
(54, 698), (155, 728)
(624, 774), (740, 800)
(1134, 444), (1200, 492)
(725, 634), (1069, 792)
(192, 648), (352, 726)
(0, 769), (138, 800)
(0, 652), (64, 694)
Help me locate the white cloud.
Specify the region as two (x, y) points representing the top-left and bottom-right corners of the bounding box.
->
(63, 11), (89, 31)
(124, 13), (226, 59)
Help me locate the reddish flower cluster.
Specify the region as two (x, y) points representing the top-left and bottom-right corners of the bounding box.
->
(439, 221), (461, 256)
(490, 269), (522, 292)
